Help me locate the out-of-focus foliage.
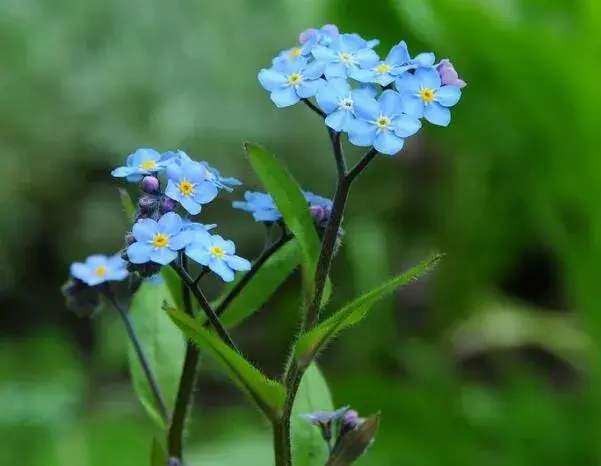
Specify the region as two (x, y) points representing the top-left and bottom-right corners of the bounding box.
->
(3, 0), (601, 464)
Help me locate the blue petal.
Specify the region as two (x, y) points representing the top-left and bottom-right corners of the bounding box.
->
(415, 68), (441, 90)
(395, 73), (421, 94)
(435, 86), (462, 107)
(297, 79), (325, 98)
(351, 68), (376, 84)
(133, 219), (158, 242)
(212, 235), (236, 254)
(393, 114), (422, 138)
(166, 163), (184, 182)
(378, 90), (403, 117)
(324, 62), (347, 79)
(209, 258), (235, 282)
(224, 255), (252, 271)
(190, 229), (212, 247)
(181, 160), (207, 182)
(185, 244), (211, 266)
(150, 248), (177, 266)
(192, 181), (219, 204)
(127, 242), (153, 264)
(374, 130), (404, 155)
(111, 166), (136, 178)
(424, 103), (451, 126)
(258, 68), (287, 91)
(253, 209), (281, 222)
(353, 85), (378, 99)
(271, 87), (300, 108)
(232, 200), (252, 212)
(311, 45), (337, 62)
(413, 52), (436, 67)
(303, 61), (326, 80)
(158, 212), (182, 236)
(107, 254), (126, 269)
(316, 87), (341, 114)
(353, 95), (379, 121)
(86, 255), (108, 268)
(106, 268), (129, 282)
(347, 120), (376, 147)
(386, 41), (410, 66)
(401, 95), (425, 118)
(70, 262), (90, 282)
(353, 48), (379, 68)
(165, 180), (182, 203)
(179, 195), (202, 215)
(325, 110), (353, 132)
(372, 73), (395, 87)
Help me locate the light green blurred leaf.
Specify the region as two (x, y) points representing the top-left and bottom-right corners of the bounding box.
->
(166, 306), (286, 420)
(119, 188), (136, 222)
(128, 281), (186, 428)
(295, 254), (442, 364)
(291, 363), (334, 466)
(151, 437), (168, 466)
(326, 413), (380, 466)
(188, 430), (272, 466)
(162, 265), (185, 314)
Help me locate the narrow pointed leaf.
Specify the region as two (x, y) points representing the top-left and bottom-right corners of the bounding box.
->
(296, 254), (442, 364)
(151, 437), (168, 466)
(291, 363), (334, 466)
(128, 281), (186, 428)
(326, 414), (380, 465)
(119, 188), (136, 222)
(161, 266), (185, 314)
(166, 306), (286, 420)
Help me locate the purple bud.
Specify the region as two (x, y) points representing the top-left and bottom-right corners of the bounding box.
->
(341, 410), (361, 430)
(141, 175), (160, 194)
(437, 59), (467, 88)
(299, 28), (318, 44)
(310, 205), (326, 223)
(168, 458), (182, 466)
(138, 195), (156, 212)
(125, 232), (135, 246)
(160, 196), (177, 213)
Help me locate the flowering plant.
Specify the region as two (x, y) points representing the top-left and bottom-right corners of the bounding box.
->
(62, 24), (464, 466)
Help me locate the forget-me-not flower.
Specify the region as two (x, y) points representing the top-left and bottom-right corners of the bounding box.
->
(353, 41), (413, 86)
(70, 254), (129, 286)
(111, 148), (171, 182)
(259, 57), (326, 108)
(232, 191), (281, 222)
(311, 35), (379, 80)
(396, 68), (462, 127)
(126, 212), (194, 266)
(347, 89), (422, 155)
(316, 79), (362, 132)
(181, 219), (217, 232)
(199, 161), (242, 191)
(185, 231), (251, 282)
(299, 24), (339, 46)
(165, 159), (218, 215)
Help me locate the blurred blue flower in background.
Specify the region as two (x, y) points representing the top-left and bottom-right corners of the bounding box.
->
(70, 254), (128, 286)
(232, 191), (281, 222)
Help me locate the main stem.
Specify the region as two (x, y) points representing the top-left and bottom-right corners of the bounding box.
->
(168, 256), (199, 460)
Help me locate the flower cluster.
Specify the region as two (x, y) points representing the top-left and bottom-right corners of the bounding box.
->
(258, 25), (465, 155)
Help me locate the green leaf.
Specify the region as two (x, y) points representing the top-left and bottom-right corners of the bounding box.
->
(326, 413), (380, 466)
(295, 254), (442, 364)
(128, 281), (186, 428)
(291, 363), (334, 466)
(150, 437), (168, 466)
(211, 239), (301, 329)
(244, 143), (322, 298)
(119, 188), (136, 222)
(166, 306), (286, 420)
(161, 266), (185, 313)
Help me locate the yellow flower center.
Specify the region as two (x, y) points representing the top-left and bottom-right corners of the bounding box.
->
(178, 180), (194, 196)
(287, 73), (303, 85)
(376, 63), (391, 73)
(339, 52), (353, 64)
(289, 47), (302, 58)
(94, 266), (108, 277)
(376, 116), (391, 129)
(419, 88), (435, 103)
(210, 245), (225, 258)
(152, 233), (169, 248)
(139, 160), (157, 170)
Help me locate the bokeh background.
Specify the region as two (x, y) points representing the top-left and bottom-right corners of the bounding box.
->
(3, 0), (601, 464)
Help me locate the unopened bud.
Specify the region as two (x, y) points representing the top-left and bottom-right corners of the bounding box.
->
(141, 175), (160, 194)
(125, 232), (135, 246)
(138, 195), (156, 212)
(160, 196), (177, 213)
(61, 279), (103, 318)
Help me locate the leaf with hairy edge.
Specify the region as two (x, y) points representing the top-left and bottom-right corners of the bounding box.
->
(295, 254), (442, 364)
(166, 306), (286, 420)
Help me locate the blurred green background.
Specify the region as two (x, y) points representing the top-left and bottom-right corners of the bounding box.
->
(3, 0), (601, 464)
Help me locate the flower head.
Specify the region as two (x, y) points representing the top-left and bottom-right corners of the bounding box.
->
(165, 159), (219, 215)
(199, 161), (242, 192)
(311, 35), (379, 80)
(437, 58), (467, 88)
(300, 406), (350, 442)
(353, 41), (413, 86)
(347, 89), (422, 155)
(396, 67), (462, 127)
(185, 231), (251, 282)
(111, 149), (171, 182)
(70, 254), (129, 286)
(232, 191), (281, 222)
(126, 212), (194, 266)
(315, 79), (365, 132)
(258, 57), (326, 108)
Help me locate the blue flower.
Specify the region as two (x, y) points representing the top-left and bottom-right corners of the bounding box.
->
(300, 406), (350, 426)
(126, 212), (194, 266)
(316, 79), (377, 132)
(165, 159), (219, 215)
(199, 161), (242, 192)
(347, 89), (422, 155)
(111, 148), (171, 182)
(70, 254), (128, 286)
(181, 218), (217, 232)
(185, 231), (251, 282)
(299, 24), (339, 47)
(232, 191), (281, 222)
(353, 41), (413, 86)
(395, 68), (462, 127)
(258, 57), (326, 108)
(311, 35), (379, 80)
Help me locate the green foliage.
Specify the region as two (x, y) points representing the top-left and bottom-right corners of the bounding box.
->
(291, 364), (334, 466)
(326, 414), (380, 466)
(119, 188), (136, 222)
(128, 281), (186, 428)
(166, 306), (286, 420)
(295, 254), (442, 364)
(150, 438), (168, 466)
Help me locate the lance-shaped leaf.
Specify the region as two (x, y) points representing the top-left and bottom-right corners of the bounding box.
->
(119, 188), (136, 222)
(151, 437), (168, 466)
(295, 254), (442, 364)
(245, 142), (331, 303)
(326, 413), (380, 466)
(161, 265), (185, 313)
(291, 363), (335, 466)
(128, 281), (186, 428)
(166, 306), (286, 420)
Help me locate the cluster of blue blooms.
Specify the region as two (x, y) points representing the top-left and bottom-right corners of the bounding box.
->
(258, 25), (465, 155)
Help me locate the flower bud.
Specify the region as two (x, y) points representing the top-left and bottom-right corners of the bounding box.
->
(299, 28), (318, 44)
(125, 232), (135, 246)
(61, 279), (103, 318)
(141, 175), (160, 194)
(138, 195), (156, 213)
(160, 196), (177, 213)
(437, 59), (466, 88)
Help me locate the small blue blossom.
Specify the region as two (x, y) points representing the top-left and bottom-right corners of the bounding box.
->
(126, 212), (194, 266)
(316, 79), (361, 132)
(353, 41), (413, 86)
(311, 35), (379, 80)
(301, 406), (351, 442)
(232, 191), (281, 222)
(200, 161), (242, 192)
(181, 219), (217, 232)
(70, 254), (128, 286)
(299, 24), (339, 47)
(347, 89), (422, 155)
(185, 231), (251, 282)
(111, 149), (171, 182)
(396, 68), (462, 127)
(340, 33), (379, 50)
(165, 159), (219, 215)
(258, 57), (326, 108)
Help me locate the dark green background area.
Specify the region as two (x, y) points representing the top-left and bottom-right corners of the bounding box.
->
(2, 0), (600, 464)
